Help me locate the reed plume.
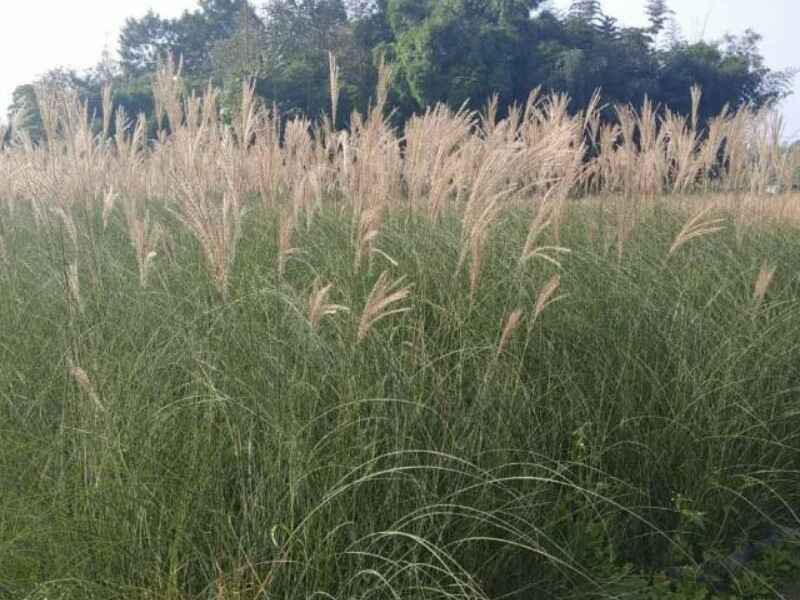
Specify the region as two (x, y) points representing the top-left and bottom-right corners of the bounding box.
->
(308, 278), (349, 331)
(357, 271), (412, 343)
(497, 309), (524, 357)
(668, 207), (726, 258)
(753, 261), (775, 311)
(533, 274), (562, 324)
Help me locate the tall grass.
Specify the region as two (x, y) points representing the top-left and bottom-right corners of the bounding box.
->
(0, 67), (799, 599)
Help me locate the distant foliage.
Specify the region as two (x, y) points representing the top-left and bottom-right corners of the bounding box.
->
(5, 0), (795, 132)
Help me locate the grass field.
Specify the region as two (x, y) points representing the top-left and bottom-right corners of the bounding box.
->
(1, 65), (799, 599)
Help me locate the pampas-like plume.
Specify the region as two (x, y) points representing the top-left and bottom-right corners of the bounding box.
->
(753, 260), (775, 310)
(277, 209), (297, 278)
(66, 261), (83, 315)
(374, 54), (393, 115)
(254, 107), (283, 210)
(53, 206), (79, 254)
(497, 309), (524, 357)
(357, 271), (412, 342)
(153, 54), (184, 132)
(68, 364), (104, 412)
(167, 101), (244, 300)
(127, 211), (162, 288)
(520, 195), (572, 268)
(102, 187), (117, 231)
(354, 207), (382, 272)
(455, 142), (523, 297)
(101, 84), (114, 140)
(308, 278), (349, 331)
(235, 79), (260, 148)
(463, 196), (504, 298)
(172, 184), (243, 300)
(328, 52), (340, 128)
(668, 207), (726, 258)
(533, 274), (562, 324)
(402, 104), (474, 216)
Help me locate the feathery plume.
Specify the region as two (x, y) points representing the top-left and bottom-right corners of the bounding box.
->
(328, 52), (340, 128)
(497, 309), (524, 357)
(668, 207), (726, 258)
(308, 278), (349, 331)
(277, 210), (297, 278)
(533, 274), (562, 323)
(66, 261), (83, 314)
(102, 187), (117, 231)
(753, 260), (775, 310)
(357, 271), (412, 343)
(68, 364), (104, 412)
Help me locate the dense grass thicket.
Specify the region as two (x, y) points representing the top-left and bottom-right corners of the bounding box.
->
(2, 200), (800, 599)
(1, 63), (800, 598)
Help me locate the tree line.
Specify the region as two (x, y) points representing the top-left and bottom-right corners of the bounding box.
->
(6, 0), (795, 141)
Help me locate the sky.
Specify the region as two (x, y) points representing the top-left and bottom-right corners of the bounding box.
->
(0, 1), (197, 119)
(0, 0), (797, 139)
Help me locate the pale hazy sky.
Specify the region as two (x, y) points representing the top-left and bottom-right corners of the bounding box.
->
(1, 0), (797, 138)
(0, 0), (197, 118)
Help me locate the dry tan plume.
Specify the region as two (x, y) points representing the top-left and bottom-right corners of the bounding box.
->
(668, 207), (726, 258)
(354, 207), (383, 272)
(497, 309), (524, 357)
(66, 261), (83, 315)
(127, 211), (162, 288)
(277, 209), (297, 278)
(0, 234), (7, 269)
(328, 52), (340, 128)
(753, 260), (775, 310)
(533, 274), (562, 323)
(357, 271), (412, 343)
(308, 278), (349, 331)
(68, 364), (104, 412)
(520, 194), (572, 268)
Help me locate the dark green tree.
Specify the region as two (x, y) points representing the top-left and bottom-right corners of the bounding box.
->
(645, 0), (673, 37)
(386, 0), (541, 112)
(175, 0), (257, 77)
(119, 1), (259, 79)
(657, 30), (793, 121)
(13, 0), (791, 142)
(567, 0), (603, 28)
(251, 0), (353, 119)
(527, 6), (659, 110)
(119, 11), (182, 77)
(211, 2), (267, 85)
(7, 85), (44, 143)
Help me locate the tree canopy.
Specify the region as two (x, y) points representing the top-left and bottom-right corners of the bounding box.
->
(6, 0), (795, 134)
